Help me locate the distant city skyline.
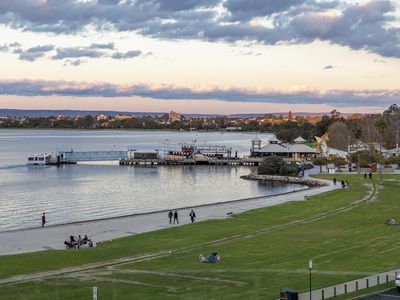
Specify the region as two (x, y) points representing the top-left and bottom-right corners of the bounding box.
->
(0, 0), (399, 113)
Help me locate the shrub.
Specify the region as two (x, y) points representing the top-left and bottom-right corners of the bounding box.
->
(258, 157), (298, 176)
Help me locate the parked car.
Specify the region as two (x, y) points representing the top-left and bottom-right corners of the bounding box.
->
(299, 162), (314, 171)
(395, 274), (400, 291)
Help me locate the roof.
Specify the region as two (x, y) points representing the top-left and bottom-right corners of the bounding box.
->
(284, 143), (316, 153)
(329, 148), (348, 158)
(251, 136), (262, 142)
(256, 143), (288, 153)
(294, 136), (306, 143)
(267, 136), (279, 143)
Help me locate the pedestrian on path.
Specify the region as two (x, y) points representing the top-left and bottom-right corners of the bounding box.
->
(333, 177), (337, 185)
(341, 180), (345, 189)
(173, 210), (179, 224)
(369, 172), (372, 179)
(41, 212), (46, 228)
(189, 209), (196, 223)
(364, 173), (367, 179)
(168, 210), (173, 224)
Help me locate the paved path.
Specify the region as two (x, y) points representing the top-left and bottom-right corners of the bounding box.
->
(0, 180), (336, 256)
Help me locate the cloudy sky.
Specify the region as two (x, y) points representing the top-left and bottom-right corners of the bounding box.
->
(0, 0), (399, 114)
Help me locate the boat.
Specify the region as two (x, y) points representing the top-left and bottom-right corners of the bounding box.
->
(27, 154), (52, 165)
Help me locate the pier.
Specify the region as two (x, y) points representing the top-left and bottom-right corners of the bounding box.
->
(119, 157), (262, 166)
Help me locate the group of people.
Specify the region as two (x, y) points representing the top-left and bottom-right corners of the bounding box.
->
(332, 178), (349, 189)
(168, 209), (197, 224)
(64, 234), (93, 249)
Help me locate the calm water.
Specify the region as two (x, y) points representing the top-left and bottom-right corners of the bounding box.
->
(0, 129), (307, 231)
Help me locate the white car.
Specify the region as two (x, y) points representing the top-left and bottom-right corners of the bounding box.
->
(395, 274), (400, 291)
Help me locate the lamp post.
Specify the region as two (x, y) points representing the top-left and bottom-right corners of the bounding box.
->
(309, 259), (313, 300)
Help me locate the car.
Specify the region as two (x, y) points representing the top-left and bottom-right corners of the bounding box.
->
(299, 162), (314, 171)
(395, 275), (400, 291)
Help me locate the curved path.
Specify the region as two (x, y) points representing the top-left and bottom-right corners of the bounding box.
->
(0, 178), (337, 256)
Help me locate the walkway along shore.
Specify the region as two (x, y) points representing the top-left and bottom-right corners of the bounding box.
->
(0, 176), (336, 256)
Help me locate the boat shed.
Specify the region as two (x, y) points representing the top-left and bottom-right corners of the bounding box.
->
(251, 136), (289, 158)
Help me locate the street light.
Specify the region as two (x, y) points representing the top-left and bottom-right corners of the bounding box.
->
(309, 259), (313, 300)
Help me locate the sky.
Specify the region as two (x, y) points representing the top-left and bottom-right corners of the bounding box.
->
(0, 0), (399, 114)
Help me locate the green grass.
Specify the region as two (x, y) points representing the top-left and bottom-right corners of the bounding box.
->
(1, 174), (400, 299)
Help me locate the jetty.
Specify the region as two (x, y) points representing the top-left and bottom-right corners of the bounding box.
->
(119, 157), (263, 166)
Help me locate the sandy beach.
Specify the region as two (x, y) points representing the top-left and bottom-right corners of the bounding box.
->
(0, 178), (337, 256)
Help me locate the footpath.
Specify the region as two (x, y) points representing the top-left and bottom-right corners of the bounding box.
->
(0, 179), (336, 256)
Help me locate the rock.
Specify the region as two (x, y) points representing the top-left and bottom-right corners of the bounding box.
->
(240, 174), (329, 187)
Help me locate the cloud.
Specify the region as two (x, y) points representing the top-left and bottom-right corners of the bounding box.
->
(89, 43), (115, 49)
(111, 50), (142, 60)
(52, 47), (104, 60)
(0, 79), (398, 108)
(0, 0), (398, 58)
(323, 65), (334, 70)
(17, 44), (54, 61)
(63, 59), (84, 67)
(1, 41), (148, 63)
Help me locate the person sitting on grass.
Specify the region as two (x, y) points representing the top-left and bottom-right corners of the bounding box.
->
(385, 218), (397, 225)
(198, 252), (220, 263)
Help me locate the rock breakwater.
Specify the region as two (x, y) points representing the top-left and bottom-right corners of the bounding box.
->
(241, 174), (329, 187)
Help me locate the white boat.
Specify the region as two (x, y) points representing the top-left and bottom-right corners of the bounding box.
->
(27, 154), (52, 165)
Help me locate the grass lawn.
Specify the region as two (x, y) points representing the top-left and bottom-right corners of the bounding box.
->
(1, 174), (400, 299)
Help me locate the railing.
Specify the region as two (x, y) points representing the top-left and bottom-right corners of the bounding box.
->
(299, 270), (399, 300)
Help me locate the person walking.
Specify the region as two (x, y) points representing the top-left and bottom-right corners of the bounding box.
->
(41, 212), (46, 228)
(333, 177), (337, 185)
(341, 180), (345, 189)
(364, 173), (367, 179)
(189, 209), (196, 223)
(168, 210), (173, 224)
(173, 210), (179, 224)
(369, 172), (372, 179)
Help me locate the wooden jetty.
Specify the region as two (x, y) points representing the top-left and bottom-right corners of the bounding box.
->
(119, 157), (263, 166)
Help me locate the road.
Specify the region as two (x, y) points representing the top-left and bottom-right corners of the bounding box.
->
(358, 288), (400, 299)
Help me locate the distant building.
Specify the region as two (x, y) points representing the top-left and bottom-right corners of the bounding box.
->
(96, 114), (109, 121)
(114, 115), (134, 121)
(168, 111), (182, 123)
(288, 111), (293, 121)
(226, 126), (242, 132)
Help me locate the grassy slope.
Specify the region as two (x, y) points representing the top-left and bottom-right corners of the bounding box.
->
(1, 174), (400, 299)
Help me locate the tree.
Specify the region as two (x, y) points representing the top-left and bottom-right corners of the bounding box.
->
(329, 156), (347, 170)
(312, 157), (329, 173)
(258, 157), (298, 176)
(349, 150), (382, 167)
(327, 121), (353, 151)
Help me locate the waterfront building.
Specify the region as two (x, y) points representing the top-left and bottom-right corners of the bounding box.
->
(250, 136), (316, 161)
(283, 136), (316, 161)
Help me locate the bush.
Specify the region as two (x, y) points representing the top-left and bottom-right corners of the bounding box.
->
(258, 157), (298, 176)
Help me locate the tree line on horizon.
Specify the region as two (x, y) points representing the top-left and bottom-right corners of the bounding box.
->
(1, 104), (400, 150)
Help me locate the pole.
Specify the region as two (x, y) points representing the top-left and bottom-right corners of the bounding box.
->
(380, 141), (383, 183)
(309, 259), (313, 300)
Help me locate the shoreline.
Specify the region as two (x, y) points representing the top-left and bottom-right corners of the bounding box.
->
(0, 177), (336, 256)
(0, 184), (310, 234)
